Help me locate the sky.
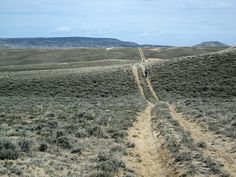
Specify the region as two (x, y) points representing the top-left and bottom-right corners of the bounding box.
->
(0, 0), (235, 46)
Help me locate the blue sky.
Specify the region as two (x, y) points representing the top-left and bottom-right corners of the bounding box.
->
(0, 0), (235, 46)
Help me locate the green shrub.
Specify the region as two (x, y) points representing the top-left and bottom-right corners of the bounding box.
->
(143, 47), (226, 59)
(151, 102), (224, 176)
(87, 125), (108, 138)
(89, 171), (113, 177)
(57, 136), (72, 149)
(38, 143), (48, 152)
(18, 139), (32, 153)
(96, 152), (124, 173)
(0, 139), (19, 160)
(97, 159), (123, 172)
(75, 129), (88, 138)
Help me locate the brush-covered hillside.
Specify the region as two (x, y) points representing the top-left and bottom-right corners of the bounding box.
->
(0, 47), (236, 177)
(0, 48), (140, 66)
(143, 46), (228, 59)
(0, 52), (147, 176)
(147, 47), (236, 137)
(145, 47), (236, 176)
(194, 41), (229, 48)
(0, 37), (168, 49)
(0, 37), (139, 48)
(147, 47), (236, 99)
(0, 48), (141, 72)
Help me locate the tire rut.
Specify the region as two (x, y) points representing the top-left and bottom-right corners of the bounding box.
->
(138, 48), (159, 101)
(126, 48), (235, 176)
(123, 103), (166, 177)
(122, 48), (169, 177)
(168, 104), (236, 176)
(131, 65), (147, 101)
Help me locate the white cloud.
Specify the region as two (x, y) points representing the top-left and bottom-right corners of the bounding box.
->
(54, 26), (72, 33)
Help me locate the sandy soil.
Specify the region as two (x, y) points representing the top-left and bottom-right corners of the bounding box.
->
(124, 103), (167, 177)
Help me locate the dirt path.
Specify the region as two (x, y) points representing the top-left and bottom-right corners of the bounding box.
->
(139, 48), (146, 63)
(123, 49), (168, 177)
(131, 65), (147, 101)
(123, 103), (166, 177)
(169, 104), (236, 176)
(138, 48), (159, 101)
(127, 47), (236, 176)
(146, 77), (159, 100)
(146, 58), (163, 62)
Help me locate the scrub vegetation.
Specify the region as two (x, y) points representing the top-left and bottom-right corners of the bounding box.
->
(143, 47), (227, 59)
(147, 48), (236, 139)
(1, 47), (235, 177)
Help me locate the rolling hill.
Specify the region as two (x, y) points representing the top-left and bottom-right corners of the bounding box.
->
(146, 47), (236, 176)
(194, 41), (229, 47)
(143, 46), (227, 59)
(0, 48), (140, 66)
(0, 37), (167, 49)
(0, 47), (235, 177)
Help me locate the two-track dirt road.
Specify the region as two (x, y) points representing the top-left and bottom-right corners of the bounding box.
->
(122, 48), (236, 177)
(123, 48), (166, 177)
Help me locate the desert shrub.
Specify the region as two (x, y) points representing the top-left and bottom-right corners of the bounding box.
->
(147, 48), (236, 145)
(151, 101), (225, 176)
(0, 94), (145, 176)
(197, 141), (207, 148)
(110, 144), (124, 153)
(126, 142), (135, 148)
(97, 152), (110, 162)
(18, 139), (32, 153)
(75, 128), (88, 138)
(107, 128), (126, 139)
(1, 162), (23, 176)
(143, 47), (226, 59)
(38, 143), (48, 152)
(89, 171), (113, 177)
(0, 65), (138, 99)
(0, 139), (19, 160)
(202, 157), (222, 174)
(175, 98), (236, 139)
(46, 112), (56, 118)
(147, 49), (236, 99)
(46, 120), (58, 129)
(9, 166), (22, 176)
(57, 136), (72, 149)
(71, 148), (81, 154)
(97, 159), (123, 172)
(87, 125), (108, 138)
(96, 152), (124, 172)
(0, 48), (140, 67)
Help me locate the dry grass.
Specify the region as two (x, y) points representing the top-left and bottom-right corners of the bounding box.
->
(0, 95), (146, 176)
(0, 48), (140, 66)
(146, 48), (236, 139)
(1, 47), (235, 176)
(143, 47), (227, 59)
(0, 56), (146, 176)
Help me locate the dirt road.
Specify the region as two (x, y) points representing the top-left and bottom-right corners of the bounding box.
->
(169, 104), (236, 176)
(123, 48), (167, 177)
(123, 47), (236, 177)
(123, 103), (166, 177)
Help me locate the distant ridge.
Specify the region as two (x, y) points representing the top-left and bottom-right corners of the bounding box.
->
(194, 41), (229, 47)
(0, 37), (168, 49)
